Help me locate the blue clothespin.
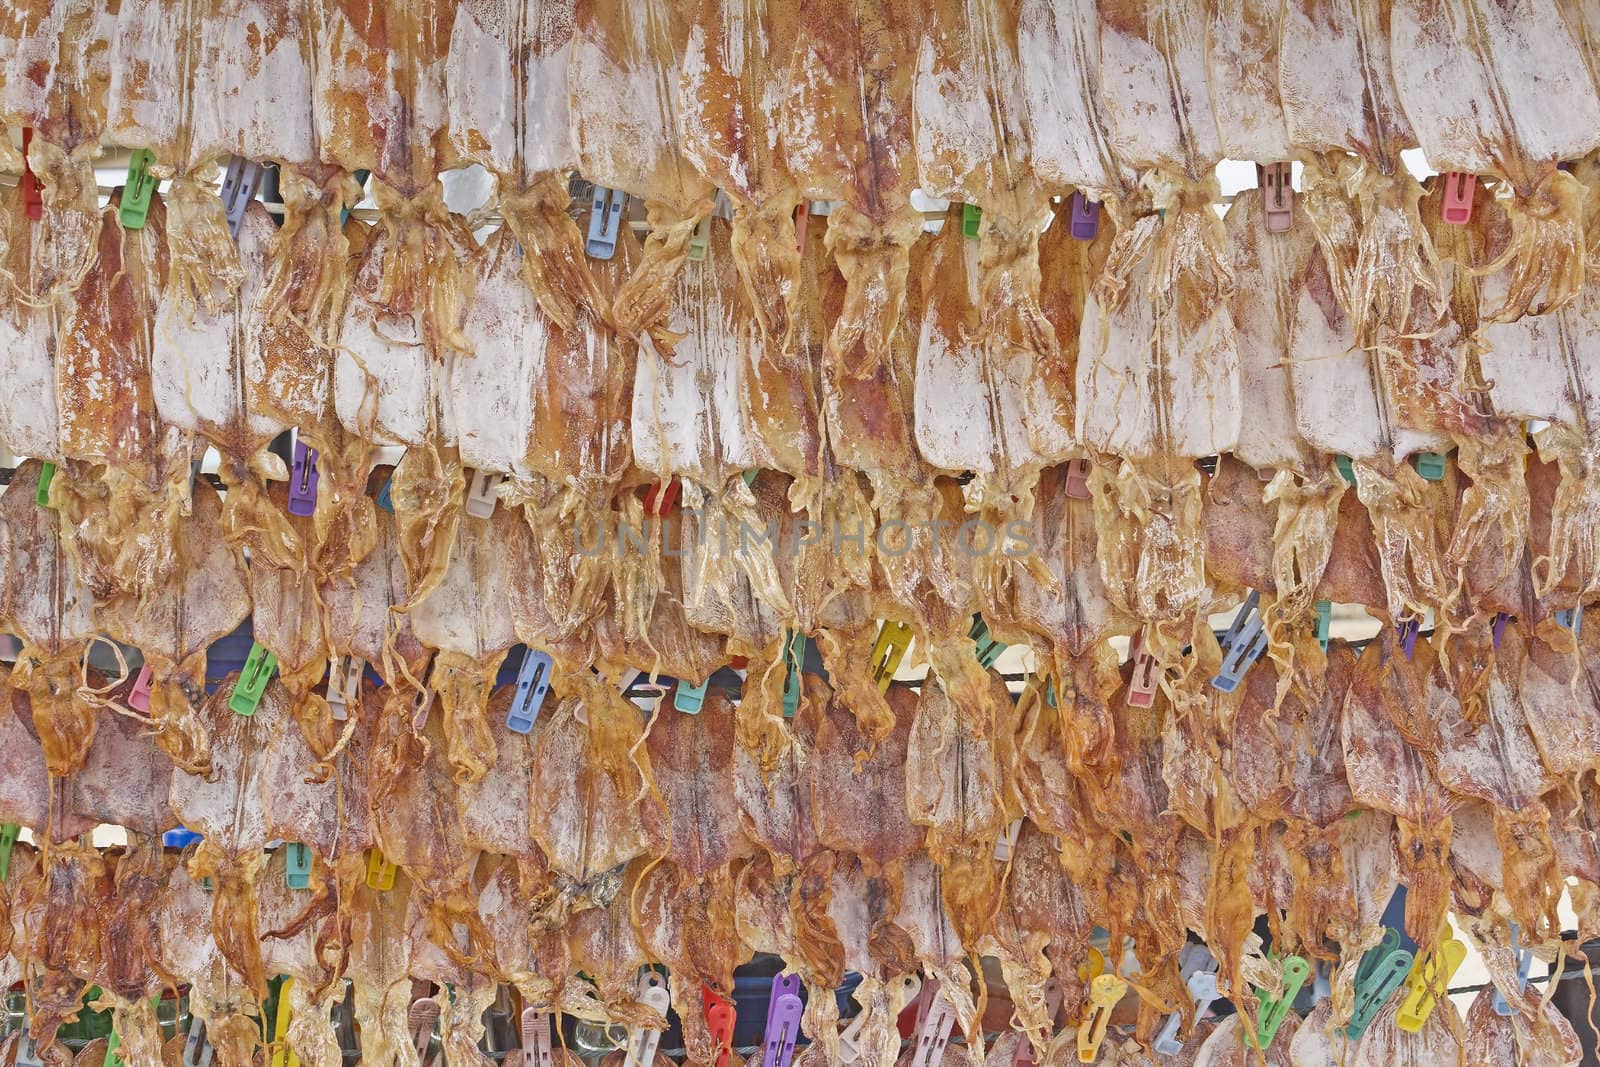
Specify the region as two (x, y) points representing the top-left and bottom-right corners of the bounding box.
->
(340, 169), (369, 226)
(761, 974), (803, 1067)
(1492, 924), (1534, 1016)
(1414, 452), (1446, 481)
(1252, 955), (1309, 1050)
(375, 479), (394, 513)
(970, 615), (1007, 670)
(220, 155), (263, 239)
(229, 643), (277, 716)
(961, 203), (982, 239)
(586, 186), (627, 259)
(36, 461), (56, 508)
(506, 649), (553, 735)
(1068, 192), (1100, 240)
(674, 678), (710, 714)
(163, 826), (203, 849)
(781, 630), (807, 719)
(120, 149), (156, 230)
(1397, 616), (1422, 660)
(1345, 928), (1414, 1040)
(1315, 600), (1332, 652)
(1555, 605), (1583, 635)
(0, 823), (18, 881)
(1212, 590), (1268, 692)
(287, 438), (318, 517)
(284, 843), (311, 890)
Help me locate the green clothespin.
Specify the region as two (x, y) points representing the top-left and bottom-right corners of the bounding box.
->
(1344, 928), (1414, 1040)
(1414, 452), (1446, 481)
(870, 621), (913, 693)
(104, 1027), (123, 1067)
(0, 823), (19, 881)
(1252, 955), (1310, 1050)
(961, 203), (982, 238)
(1334, 455), (1356, 485)
(340, 169), (369, 226)
(119, 149), (156, 230)
(673, 678), (709, 714)
(741, 468), (759, 487)
(969, 615), (1006, 670)
(1314, 600), (1332, 651)
(36, 461), (56, 507)
(688, 214), (712, 261)
(781, 629), (807, 718)
(229, 643), (277, 716)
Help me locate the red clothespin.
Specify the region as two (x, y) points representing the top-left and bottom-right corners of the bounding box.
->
(1011, 980), (1064, 1067)
(128, 664), (154, 712)
(1064, 458), (1092, 500)
(908, 979), (957, 1067)
(1126, 630), (1160, 709)
(703, 985), (737, 1067)
(20, 128), (42, 220)
(1441, 172), (1475, 225)
(644, 478), (680, 517)
(794, 202), (809, 251)
(1259, 162), (1292, 233)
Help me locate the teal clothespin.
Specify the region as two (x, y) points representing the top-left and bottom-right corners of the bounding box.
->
(1314, 600), (1332, 651)
(1252, 955), (1310, 1050)
(674, 678), (709, 714)
(1345, 928), (1414, 1040)
(961, 203), (981, 238)
(285, 843), (311, 890)
(781, 630), (807, 718)
(36, 462), (56, 507)
(0, 823), (19, 881)
(120, 149), (156, 230)
(688, 214), (711, 261)
(969, 615), (1006, 670)
(340, 169), (369, 226)
(1334, 455), (1356, 485)
(229, 643), (277, 716)
(742, 468), (759, 487)
(1414, 452), (1446, 481)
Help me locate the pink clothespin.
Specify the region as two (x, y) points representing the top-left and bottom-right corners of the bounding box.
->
(1260, 162), (1292, 232)
(794, 202), (809, 252)
(1064, 459), (1092, 500)
(520, 1008), (554, 1067)
(1010, 980), (1064, 1067)
(761, 974), (804, 1067)
(1126, 630), (1160, 709)
(129, 664), (154, 712)
(908, 979), (957, 1067)
(1441, 173), (1475, 225)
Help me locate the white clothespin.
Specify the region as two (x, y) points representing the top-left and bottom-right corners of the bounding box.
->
(838, 975), (921, 1064)
(326, 655), (362, 721)
(521, 1008), (554, 1067)
(622, 969), (672, 1065)
(465, 470), (503, 518)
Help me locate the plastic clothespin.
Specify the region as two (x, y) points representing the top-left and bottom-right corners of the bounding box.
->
(1491, 612), (1511, 649)
(761, 973), (804, 1067)
(507, 649), (554, 734)
(162, 826), (202, 849)
(1010, 979), (1064, 1067)
(839, 975), (921, 1064)
(1397, 617), (1421, 661)
(1345, 928), (1414, 1040)
(1492, 924), (1535, 1016)
(20, 128), (43, 221)
(1152, 968), (1219, 1056)
(183, 1018), (214, 1067)
(375, 479), (394, 513)
(644, 478), (680, 517)
(871, 620), (914, 693)
(993, 818), (1023, 862)
(1064, 458), (1092, 499)
(1212, 590), (1268, 692)
(1555, 605), (1583, 635)
(325, 655), (363, 722)
(1068, 192), (1100, 241)
(464, 469), (503, 519)
(340, 169), (369, 226)
(1314, 600), (1333, 652)
(128, 664), (154, 712)
(0, 822), (18, 881)
(688, 214), (712, 261)
(1441, 172), (1475, 225)
(674, 678), (710, 714)
(1251, 955), (1310, 1050)
(120, 149), (157, 230)
(105, 1027), (124, 1067)
(961, 203), (982, 239)
(1077, 973), (1126, 1063)
(970, 615), (1007, 670)
(1260, 162), (1292, 233)
(1395, 937), (1466, 1033)
(220, 156), (264, 239)
(365, 848), (396, 891)
(270, 978), (299, 1067)
(781, 629), (807, 719)
(909, 979), (957, 1067)
(623, 969), (673, 1065)
(520, 1008), (554, 1067)
(284, 843), (312, 891)
(1335, 455), (1356, 485)
(703, 985), (737, 1067)
(408, 992), (440, 1064)
(1414, 452), (1446, 481)
(1126, 630), (1160, 709)
(287, 438), (319, 518)
(794, 202), (809, 251)
(230, 643), (278, 716)
(586, 186), (627, 259)
(36, 461), (56, 507)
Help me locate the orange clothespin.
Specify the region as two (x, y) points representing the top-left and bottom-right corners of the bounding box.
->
(644, 478), (680, 517)
(703, 985), (737, 1067)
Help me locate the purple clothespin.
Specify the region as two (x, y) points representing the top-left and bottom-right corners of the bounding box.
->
(129, 664), (154, 712)
(761, 974), (804, 1067)
(1491, 613), (1510, 649)
(288, 439), (319, 517)
(1069, 192), (1100, 241)
(1397, 617), (1421, 660)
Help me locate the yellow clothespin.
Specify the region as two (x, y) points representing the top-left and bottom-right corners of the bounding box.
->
(1076, 973), (1126, 1063)
(270, 979), (299, 1067)
(870, 621), (913, 693)
(365, 848), (396, 891)
(1395, 936), (1466, 1032)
